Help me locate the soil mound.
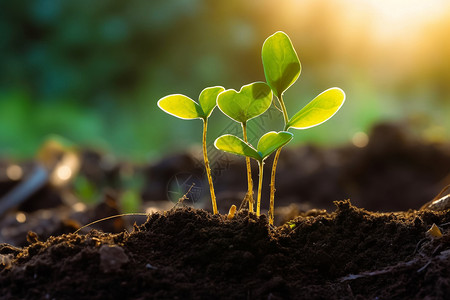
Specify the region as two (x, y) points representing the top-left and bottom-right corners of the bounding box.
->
(1, 201), (450, 299)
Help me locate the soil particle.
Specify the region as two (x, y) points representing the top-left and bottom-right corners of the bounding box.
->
(1, 200), (450, 299)
(99, 245), (129, 273)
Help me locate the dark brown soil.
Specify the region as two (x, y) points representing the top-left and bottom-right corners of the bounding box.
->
(0, 122), (449, 299)
(1, 200), (450, 299)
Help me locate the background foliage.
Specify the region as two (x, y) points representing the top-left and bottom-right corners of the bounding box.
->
(1, 0), (449, 161)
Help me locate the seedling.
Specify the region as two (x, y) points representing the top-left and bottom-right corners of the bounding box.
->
(262, 31), (345, 224)
(227, 204), (237, 220)
(215, 131), (293, 216)
(155, 32), (344, 223)
(157, 86), (225, 214)
(217, 82), (272, 212)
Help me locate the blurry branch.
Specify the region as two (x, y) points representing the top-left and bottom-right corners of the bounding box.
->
(0, 137), (80, 218)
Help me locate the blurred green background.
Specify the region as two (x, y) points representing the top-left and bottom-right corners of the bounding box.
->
(1, 0), (449, 162)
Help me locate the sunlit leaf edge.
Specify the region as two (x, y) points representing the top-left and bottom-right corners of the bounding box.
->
(286, 87), (346, 130)
(198, 86), (225, 119)
(217, 82), (272, 123)
(262, 31), (301, 98)
(257, 131), (294, 159)
(157, 94), (203, 120)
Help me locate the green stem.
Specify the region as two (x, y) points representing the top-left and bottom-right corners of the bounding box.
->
(202, 119), (217, 214)
(241, 122), (254, 212)
(268, 94), (288, 225)
(256, 161), (264, 217)
(278, 94), (289, 126)
(269, 147), (282, 225)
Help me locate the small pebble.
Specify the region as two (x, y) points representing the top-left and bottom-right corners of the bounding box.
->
(146, 263), (157, 270)
(99, 245), (129, 273)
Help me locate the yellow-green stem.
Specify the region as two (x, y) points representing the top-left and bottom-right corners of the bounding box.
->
(256, 161), (264, 217)
(269, 147), (282, 225)
(268, 94), (288, 224)
(278, 94), (289, 126)
(203, 119), (218, 214)
(241, 122), (254, 212)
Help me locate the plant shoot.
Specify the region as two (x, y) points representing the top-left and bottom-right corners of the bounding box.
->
(217, 82), (272, 212)
(215, 131), (293, 216)
(262, 31), (345, 224)
(157, 86), (225, 214)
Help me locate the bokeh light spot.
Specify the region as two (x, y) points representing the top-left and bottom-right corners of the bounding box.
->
(352, 131), (369, 148)
(6, 165), (23, 181)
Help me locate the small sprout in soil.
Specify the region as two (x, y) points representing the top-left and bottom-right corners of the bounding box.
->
(227, 204), (237, 220)
(158, 86), (225, 214)
(426, 223), (443, 239)
(173, 183), (196, 209)
(217, 82), (272, 212)
(262, 31), (346, 224)
(215, 131), (293, 217)
(287, 221), (296, 230)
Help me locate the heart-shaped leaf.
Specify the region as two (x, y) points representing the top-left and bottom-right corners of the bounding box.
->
(157, 94), (203, 120)
(215, 131), (293, 162)
(158, 86), (225, 120)
(262, 31), (301, 99)
(217, 82), (272, 123)
(286, 88), (346, 130)
(198, 86), (225, 118)
(257, 131), (293, 159)
(214, 134), (261, 161)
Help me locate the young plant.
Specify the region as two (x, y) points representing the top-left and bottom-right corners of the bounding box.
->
(157, 86), (225, 214)
(262, 31), (346, 224)
(215, 131), (293, 216)
(217, 82), (272, 213)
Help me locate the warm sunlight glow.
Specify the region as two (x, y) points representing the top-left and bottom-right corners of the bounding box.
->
(56, 165), (72, 181)
(357, 0), (449, 40)
(363, 0), (447, 22)
(286, 0), (449, 38)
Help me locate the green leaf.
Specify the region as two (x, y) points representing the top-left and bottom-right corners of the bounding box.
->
(215, 131), (294, 162)
(158, 86), (225, 120)
(214, 134), (261, 161)
(198, 86), (225, 118)
(157, 94), (203, 120)
(262, 31), (301, 98)
(217, 82), (272, 123)
(257, 131), (293, 159)
(287, 88), (346, 130)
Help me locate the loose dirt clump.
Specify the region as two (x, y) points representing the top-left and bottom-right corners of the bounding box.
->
(1, 200), (450, 299)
